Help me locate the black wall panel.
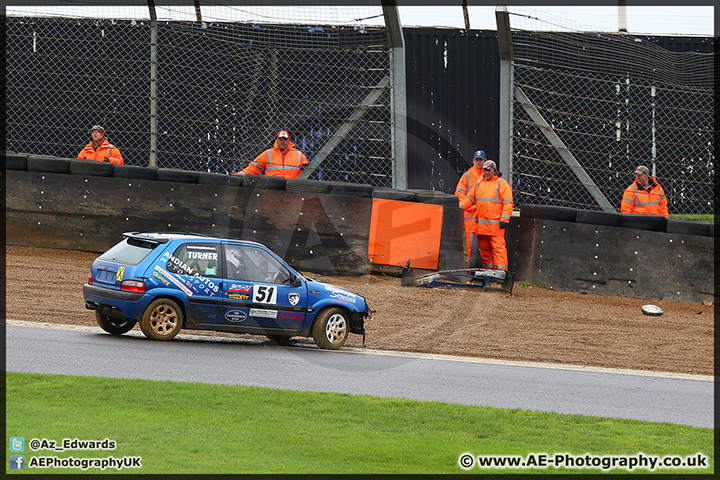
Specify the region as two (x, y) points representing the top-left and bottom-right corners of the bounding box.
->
(404, 29), (501, 193)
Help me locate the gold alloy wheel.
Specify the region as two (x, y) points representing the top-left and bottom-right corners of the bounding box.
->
(140, 298), (184, 341)
(149, 304), (178, 335)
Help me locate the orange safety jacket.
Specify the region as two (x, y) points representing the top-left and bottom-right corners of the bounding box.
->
(77, 139), (124, 165)
(455, 165), (483, 234)
(621, 177), (668, 217)
(460, 174), (514, 236)
(241, 139), (309, 178)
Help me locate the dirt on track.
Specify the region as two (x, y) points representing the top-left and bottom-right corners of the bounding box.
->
(5, 245), (714, 376)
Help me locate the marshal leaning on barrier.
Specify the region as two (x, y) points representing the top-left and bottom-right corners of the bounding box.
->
(235, 130), (309, 179)
(77, 125), (124, 165)
(620, 165), (668, 217)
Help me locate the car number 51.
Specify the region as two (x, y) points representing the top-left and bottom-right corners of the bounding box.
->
(254, 285), (277, 304)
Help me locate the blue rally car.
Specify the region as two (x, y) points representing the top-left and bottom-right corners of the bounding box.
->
(83, 232), (371, 349)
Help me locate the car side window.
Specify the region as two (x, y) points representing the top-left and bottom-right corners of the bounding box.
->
(224, 245), (292, 284)
(166, 243), (221, 278)
(224, 245), (250, 281)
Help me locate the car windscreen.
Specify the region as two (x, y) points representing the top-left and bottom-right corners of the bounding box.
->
(98, 237), (160, 266)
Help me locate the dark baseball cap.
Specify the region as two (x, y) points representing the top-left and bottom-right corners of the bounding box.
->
(473, 150), (487, 160)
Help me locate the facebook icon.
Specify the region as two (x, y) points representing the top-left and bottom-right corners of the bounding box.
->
(10, 455), (25, 470)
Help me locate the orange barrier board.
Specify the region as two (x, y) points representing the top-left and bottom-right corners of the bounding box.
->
(367, 199), (443, 269)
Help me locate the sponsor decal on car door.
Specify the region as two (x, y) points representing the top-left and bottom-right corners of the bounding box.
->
(153, 243), (223, 324)
(221, 243), (307, 331)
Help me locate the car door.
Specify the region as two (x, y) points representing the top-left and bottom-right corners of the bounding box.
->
(160, 242), (224, 325)
(221, 243), (307, 331)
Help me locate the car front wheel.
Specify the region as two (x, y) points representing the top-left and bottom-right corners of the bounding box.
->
(95, 311), (135, 335)
(312, 307), (349, 350)
(140, 299), (183, 341)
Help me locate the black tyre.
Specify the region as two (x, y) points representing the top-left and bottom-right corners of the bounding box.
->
(27, 155), (72, 174)
(156, 168), (199, 184)
(4, 153), (28, 170)
(666, 219), (710, 237)
(242, 174), (287, 190)
(70, 158), (115, 177)
(372, 187), (416, 201)
(416, 192), (461, 205)
(95, 311), (136, 335)
(258, 175), (287, 189)
(240, 174), (263, 188)
(197, 172), (243, 187)
(519, 204), (534, 218)
(140, 298), (184, 341)
(311, 307), (350, 350)
(575, 209), (621, 227)
(327, 182), (374, 197)
(112, 165), (158, 180)
(285, 178), (332, 193)
(619, 214), (667, 232)
(266, 335), (293, 346)
(520, 204), (577, 222)
(408, 188), (435, 195)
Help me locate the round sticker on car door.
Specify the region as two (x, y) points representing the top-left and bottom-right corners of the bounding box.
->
(288, 292), (300, 306)
(225, 309), (248, 323)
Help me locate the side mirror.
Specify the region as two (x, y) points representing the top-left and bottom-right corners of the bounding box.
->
(291, 273), (302, 287)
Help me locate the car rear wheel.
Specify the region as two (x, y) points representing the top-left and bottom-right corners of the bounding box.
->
(312, 307), (349, 350)
(95, 311), (135, 335)
(140, 299), (183, 341)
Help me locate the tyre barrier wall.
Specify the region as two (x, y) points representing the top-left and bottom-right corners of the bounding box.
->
(4, 154), (713, 303)
(513, 204), (714, 304)
(4, 154), (465, 276)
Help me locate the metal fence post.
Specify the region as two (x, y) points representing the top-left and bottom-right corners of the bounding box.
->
(148, 0), (158, 167)
(382, 0), (407, 189)
(495, 6), (513, 185)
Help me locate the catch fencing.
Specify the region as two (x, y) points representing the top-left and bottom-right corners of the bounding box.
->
(5, 9), (393, 185)
(504, 10), (714, 215)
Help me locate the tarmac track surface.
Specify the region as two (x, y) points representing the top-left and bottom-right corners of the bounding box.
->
(6, 245), (714, 377)
(6, 322), (713, 429)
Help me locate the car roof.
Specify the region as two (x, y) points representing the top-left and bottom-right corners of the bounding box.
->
(123, 231), (265, 248)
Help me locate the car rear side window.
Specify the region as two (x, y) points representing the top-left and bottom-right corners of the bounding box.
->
(166, 243), (221, 278)
(99, 237), (158, 266)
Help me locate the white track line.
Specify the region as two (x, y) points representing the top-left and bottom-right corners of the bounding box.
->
(6, 319), (712, 382)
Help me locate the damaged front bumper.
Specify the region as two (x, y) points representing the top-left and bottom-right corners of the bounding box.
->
(401, 261), (515, 294)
